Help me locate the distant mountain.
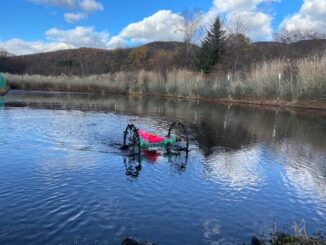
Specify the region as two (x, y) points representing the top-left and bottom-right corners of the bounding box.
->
(0, 41), (195, 75)
(0, 39), (326, 75)
(222, 39), (326, 72)
(252, 39), (326, 60)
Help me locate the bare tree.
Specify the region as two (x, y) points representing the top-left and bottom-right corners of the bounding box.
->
(274, 27), (326, 43)
(0, 48), (13, 57)
(225, 13), (249, 36)
(175, 9), (204, 68)
(224, 14), (251, 73)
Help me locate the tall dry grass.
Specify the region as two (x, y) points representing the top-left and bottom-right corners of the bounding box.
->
(4, 54), (326, 101)
(244, 55), (326, 100)
(296, 56), (326, 99)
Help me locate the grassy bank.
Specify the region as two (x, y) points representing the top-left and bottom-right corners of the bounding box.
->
(255, 221), (326, 245)
(4, 55), (326, 109)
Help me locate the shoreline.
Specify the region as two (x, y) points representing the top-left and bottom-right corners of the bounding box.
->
(4, 61), (325, 111)
(6, 88), (326, 111)
(127, 91), (326, 111)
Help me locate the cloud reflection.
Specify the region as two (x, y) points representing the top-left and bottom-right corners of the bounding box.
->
(204, 146), (265, 191)
(280, 141), (326, 207)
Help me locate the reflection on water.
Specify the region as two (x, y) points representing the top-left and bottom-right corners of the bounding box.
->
(280, 141), (326, 205)
(123, 149), (188, 180)
(124, 155), (142, 179)
(0, 91), (325, 244)
(205, 146), (264, 191)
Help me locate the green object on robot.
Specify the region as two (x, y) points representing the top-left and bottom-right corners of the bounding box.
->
(140, 136), (176, 149)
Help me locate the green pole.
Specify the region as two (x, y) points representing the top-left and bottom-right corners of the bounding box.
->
(0, 73), (6, 90)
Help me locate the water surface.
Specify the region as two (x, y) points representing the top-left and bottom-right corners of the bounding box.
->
(0, 91), (325, 244)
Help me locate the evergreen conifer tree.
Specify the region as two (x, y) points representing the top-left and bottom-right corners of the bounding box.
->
(196, 17), (226, 73)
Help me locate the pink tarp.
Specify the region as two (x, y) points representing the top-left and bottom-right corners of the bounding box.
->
(138, 129), (165, 144)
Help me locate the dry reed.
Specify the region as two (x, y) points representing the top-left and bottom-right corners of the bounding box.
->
(4, 54), (326, 101)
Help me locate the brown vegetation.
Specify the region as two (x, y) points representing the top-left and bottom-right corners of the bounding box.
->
(256, 220), (326, 245)
(1, 40), (326, 76)
(273, 27), (326, 44)
(0, 42), (195, 75)
(4, 54), (326, 108)
(1, 35), (326, 109)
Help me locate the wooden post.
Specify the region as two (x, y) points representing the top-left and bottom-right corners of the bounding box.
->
(278, 73), (282, 101)
(227, 74), (232, 100)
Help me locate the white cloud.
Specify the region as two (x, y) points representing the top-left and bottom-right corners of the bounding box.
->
(31, 0), (77, 8)
(280, 0), (326, 32)
(226, 11), (273, 40)
(110, 10), (183, 46)
(46, 26), (110, 48)
(107, 36), (125, 49)
(0, 26), (110, 55)
(31, 0), (104, 19)
(80, 0), (103, 13)
(64, 12), (87, 23)
(206, 0), (277, 40)
(0, 38), (75, 55)
(213, 0), (279, 12)
(4, 0), (307, 54)
(1, 10), (184, 55)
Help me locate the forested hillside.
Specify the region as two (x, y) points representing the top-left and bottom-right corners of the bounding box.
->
(1, 39), (326, 76)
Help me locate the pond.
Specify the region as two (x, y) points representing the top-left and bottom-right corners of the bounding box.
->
(0, 91), (325, 244)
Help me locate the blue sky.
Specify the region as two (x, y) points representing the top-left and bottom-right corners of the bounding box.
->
(0, 0), (325, 55)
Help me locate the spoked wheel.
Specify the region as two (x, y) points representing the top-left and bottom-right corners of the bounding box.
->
(167, 122), (189, 152)
(124, 155), (142, 179)
(166, 150), (188, 174)
(122, 124), (141, 159)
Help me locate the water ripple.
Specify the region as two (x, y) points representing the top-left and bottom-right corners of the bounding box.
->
(0, 95), (325, 245)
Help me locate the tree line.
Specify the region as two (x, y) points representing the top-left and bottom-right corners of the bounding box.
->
(177, 12), (326, 74)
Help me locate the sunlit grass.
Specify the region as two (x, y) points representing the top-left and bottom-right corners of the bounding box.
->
(4, 54), (326, 101)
